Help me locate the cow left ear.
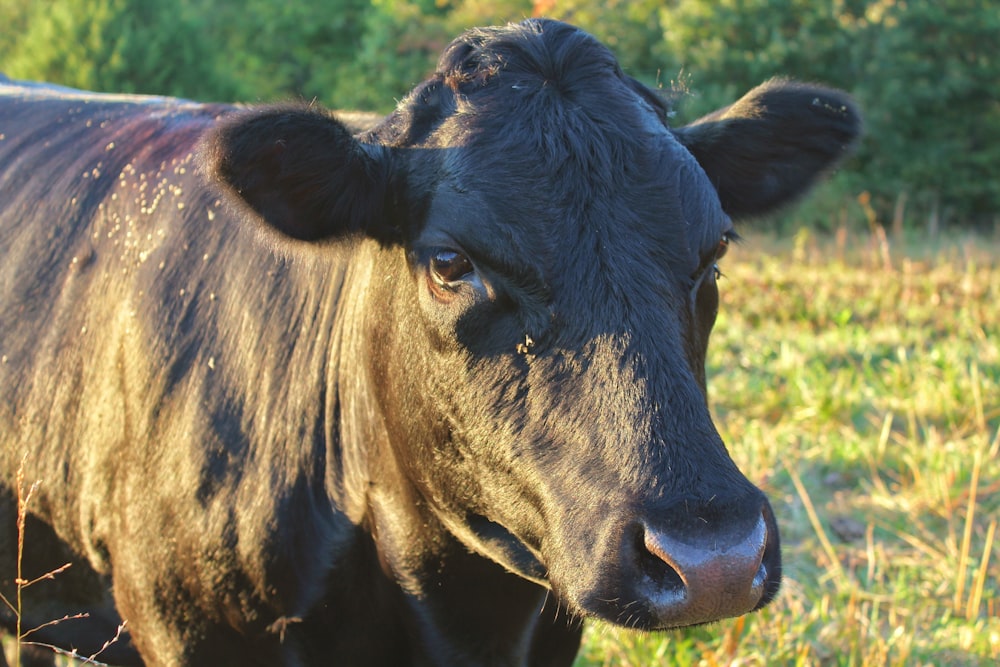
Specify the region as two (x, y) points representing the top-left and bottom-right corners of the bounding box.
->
(673, 79), (862, 219)
(202, 106), (398, 244)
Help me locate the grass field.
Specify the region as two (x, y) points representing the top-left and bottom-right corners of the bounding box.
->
(575, 229), (1000, 666)
(7, 230), (999, 666)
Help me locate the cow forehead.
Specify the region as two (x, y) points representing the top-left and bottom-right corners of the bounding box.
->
(392, 21), (731, 278)
(418, 118), (729, 290)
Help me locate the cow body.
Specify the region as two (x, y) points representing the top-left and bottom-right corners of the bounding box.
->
(0, 20), (860, 667)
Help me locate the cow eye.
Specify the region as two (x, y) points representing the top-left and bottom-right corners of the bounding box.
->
(693, 230), (736, 284)
(711, 232), (733, 280)
(716, 231), (733, 261)
(430, 249), (474, 285)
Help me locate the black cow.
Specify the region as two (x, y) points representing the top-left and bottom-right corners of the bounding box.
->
(0, 20), (860, 667)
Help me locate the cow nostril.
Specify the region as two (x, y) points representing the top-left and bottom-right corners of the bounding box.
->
(636, 530), (686, 594)
(752, 558), (768, 592)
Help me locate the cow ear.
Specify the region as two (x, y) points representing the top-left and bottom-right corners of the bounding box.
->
(673, 79), (862, 220)
(202, 106), (398, 243)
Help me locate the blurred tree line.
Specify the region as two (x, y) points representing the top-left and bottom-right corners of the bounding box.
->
(1, 0), (996, 232)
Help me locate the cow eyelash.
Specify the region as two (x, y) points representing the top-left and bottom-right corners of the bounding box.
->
(712, 231), (737, 280)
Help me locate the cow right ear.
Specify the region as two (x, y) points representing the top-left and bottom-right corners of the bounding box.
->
(202, 106), (399, 244)
(672, 79), (861, 220)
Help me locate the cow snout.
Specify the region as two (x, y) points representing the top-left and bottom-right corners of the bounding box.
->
(633, 505), (779, 628)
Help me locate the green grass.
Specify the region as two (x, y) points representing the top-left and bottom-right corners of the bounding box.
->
(575, 229), (1000, 666)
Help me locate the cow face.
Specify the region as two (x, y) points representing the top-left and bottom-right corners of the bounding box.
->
(206, 20), (859, 630)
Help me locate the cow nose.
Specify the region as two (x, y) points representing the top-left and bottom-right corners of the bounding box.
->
(637, 510), (774, 627)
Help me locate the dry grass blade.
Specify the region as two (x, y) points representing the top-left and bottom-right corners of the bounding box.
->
(5, 452), (128, 667)
(970, 362), (986, 435)
(23, 620), (127, 667)
(954, 451), (981, 614)
(785, 462), (847, 587)
(12, 453), (39, 667)
(19, 613), (90, 640)
(15, 562), (72, 589)
(967, 520), (996, 620)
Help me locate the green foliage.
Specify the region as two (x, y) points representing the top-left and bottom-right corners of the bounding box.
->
(0, 1), (996, 224)
(657, 0), (863, 115)
(654, 0), (999, 231)
(192, 0), (372, 106)
(853, 0), (1000, 227)
(0, 0), (242, 101)
(330, 0), (454, 112)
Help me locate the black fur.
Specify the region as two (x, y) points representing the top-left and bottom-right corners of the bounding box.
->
(0, 19), (859, 666)
(205, 107), (399, 244)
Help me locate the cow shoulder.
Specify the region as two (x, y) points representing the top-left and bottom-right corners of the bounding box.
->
(673, 78), (862, 219)
(202, 106), (400, 244)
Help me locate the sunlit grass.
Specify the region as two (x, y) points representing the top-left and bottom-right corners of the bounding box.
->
(576, 229), (1000, 666)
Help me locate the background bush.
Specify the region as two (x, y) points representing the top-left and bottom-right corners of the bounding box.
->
(1, 0), (997, 233)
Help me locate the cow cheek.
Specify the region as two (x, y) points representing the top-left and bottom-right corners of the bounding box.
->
(367, 290), (480, 500)
(371, 276), (551, 562)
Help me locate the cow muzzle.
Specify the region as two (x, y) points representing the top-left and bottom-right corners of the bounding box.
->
(628, 502), (780, 628)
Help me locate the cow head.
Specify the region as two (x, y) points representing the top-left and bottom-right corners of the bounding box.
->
(204, 19), (859, 630)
